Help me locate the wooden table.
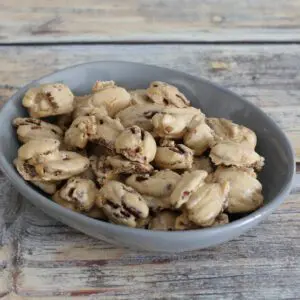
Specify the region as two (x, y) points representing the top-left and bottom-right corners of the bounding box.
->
(1, 1), (300, 299)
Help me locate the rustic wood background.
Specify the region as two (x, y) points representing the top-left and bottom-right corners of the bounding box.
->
(0, 1), (300, 299)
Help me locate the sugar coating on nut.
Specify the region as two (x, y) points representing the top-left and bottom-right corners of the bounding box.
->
(175, 211), (198, 230)
(136, 216), (152, 228)
(35, 151), (89, 181)
(14, 158), (41, 181)
(212, 166), (263, 213)
(212, 213), (229, 227)
(22, 83), (74, 118)
(191, 156), (214, 174)
(32, 180), (59, 194)
(152, 107), (203, 139)
(147, 81), (190, 108)
(92, 80), (115, 92)
(210, 141), (265, 170)
(115, 125), (157, 163)
(186, 181), (230, 227)
(96, 181), (149, 228)
(170, 170), (207, 208)
(130, 89), (152, 105)
(105, 155), (154, 174)
(207, 118), (257, 148)
(148, 211), (178, 231)
(126, 170), (181, 198)
(143, 195), (172, 212)
(116, 104), (164, 131)
(89, 81), (131, 117)
(13, 118), (63, 143)
(18, 138), (60, 165)
(89, 116), (124, 151)
(52, 191), (80, 212)
(84, 206), (107, 220)
(73, 95), (108, 120)
(90, 155), (121, 186)
(154, 141), (194, 170)
(64, 116), (97, 149)
(58, 177), (97, 211)
(183, 115), (214, 155)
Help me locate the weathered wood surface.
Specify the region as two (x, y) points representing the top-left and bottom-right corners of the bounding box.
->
(1, 44), (299, 161)
(1, 1), (300, 43)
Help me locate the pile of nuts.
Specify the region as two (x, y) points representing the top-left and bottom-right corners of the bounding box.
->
(13, 80), (265, 230)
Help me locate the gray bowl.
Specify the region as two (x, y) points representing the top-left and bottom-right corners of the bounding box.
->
(0, 61), (295, 252)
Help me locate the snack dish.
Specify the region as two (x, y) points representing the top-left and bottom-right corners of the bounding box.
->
(0, 61), (294, 252)
(13, 80), (266, 231)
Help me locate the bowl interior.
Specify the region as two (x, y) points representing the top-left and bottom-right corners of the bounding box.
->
(0, 61), (294, 215)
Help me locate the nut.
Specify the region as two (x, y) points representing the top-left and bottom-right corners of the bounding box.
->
(73, 94), (108, 120)
(14, 158), (41, 181)
(89, 116), (124, 151)
(90, 155), (121, 186)
(147, 81), (190, 107)
(130, 89), (152, 105)
(17, 138), (60, 165)
(115, 125), (157, 163)
(52, 191), (80, 212)
(64, 116), (97, 149)
(22, 83), (74, 118)
(209, 141), (265, 170)
(148, 211), (178, 231)
(92, 80), (115, 92)
(13, 117), (63, 143)
(183, 115), (214, 155)
(31, 180), (59, 194)
(207, 118), (257, 148)
(212, 213), (229, 227)
(58, 177), (97, 211)
(154, 141), (194, 170)
(96, 181), (149, 228)
(143, 195), (172, 212)
(105, 155), (154, 174)
(89, 81), (131, 116)
(190, 156), (214, 174)
(212, 166), (263, 213)
(152, 107), (203, 139)
(136, 216), (152, 228)
(35, 151), (90, 181)
(84, 206), (107, 220)
(186, 181), (230, 227)
(170, 170), (207, 208)
(175, 211), (198, 230)
(116, 104), (164, 131)
(126, 170), (181, 198)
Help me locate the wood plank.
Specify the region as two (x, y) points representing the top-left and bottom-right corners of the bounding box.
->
(0, 44), (299, 161)
(1, 0), (300, 43)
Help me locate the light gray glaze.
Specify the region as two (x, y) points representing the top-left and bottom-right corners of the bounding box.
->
(0, 61), (295, 252)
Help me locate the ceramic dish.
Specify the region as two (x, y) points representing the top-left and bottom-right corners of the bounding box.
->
(0, 61), (295, 252)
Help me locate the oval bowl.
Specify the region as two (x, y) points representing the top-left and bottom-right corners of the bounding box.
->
(0, 61), (295, 252)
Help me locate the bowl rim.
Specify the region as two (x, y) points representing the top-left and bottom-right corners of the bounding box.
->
(0, 60), (295, 237)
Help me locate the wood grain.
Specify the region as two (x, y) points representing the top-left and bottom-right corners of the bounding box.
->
(0, 44), (299, 161)
(1, 0), (300, 43)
